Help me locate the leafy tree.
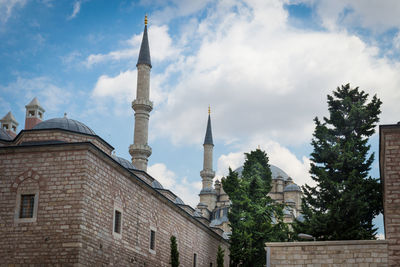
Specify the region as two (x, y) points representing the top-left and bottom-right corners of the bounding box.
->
(170, 235), (179, 267)
(293, 84), (383, 240)
(222, 149), (290, 267)
(217, 245), (225, 267)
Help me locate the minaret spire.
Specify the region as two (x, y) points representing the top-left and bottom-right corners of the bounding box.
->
(129, 15), (153, 172)
(198, 107), (216, 213)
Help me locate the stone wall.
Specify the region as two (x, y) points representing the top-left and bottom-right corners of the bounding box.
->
(0, 144), (87, 265)
(15, 129), (113, 155)
(265, 240), (388, 266)
(380, 124), (400, 266)
(0, 142), (229, 266)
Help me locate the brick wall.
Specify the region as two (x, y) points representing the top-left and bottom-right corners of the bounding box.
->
(265, 240), (388, 266)
(0, 142), (229, 266)
(0, 144), (87, 265)
(380, 125), (400, 266)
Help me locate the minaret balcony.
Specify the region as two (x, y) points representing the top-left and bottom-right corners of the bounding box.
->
(129, 144), (152, 158)
(132, 99), (153, 112)
(200, 169), (215, 178)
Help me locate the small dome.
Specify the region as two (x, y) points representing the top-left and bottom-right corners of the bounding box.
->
(0, 128), (12, 141)
(33, 117), (96, 135)
(112, 155), (136, 170)
(284, 183), (302, 192)
(174, 197), (185, 205)
(234, 164), (290, 180)
(151, 179), (164, 189)
(283, 207), (292, 216)
(296, 214), (305, 222)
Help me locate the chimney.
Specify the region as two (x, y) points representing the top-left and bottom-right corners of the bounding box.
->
(0, 111), (19, 138)
(25, 97), (45, 130)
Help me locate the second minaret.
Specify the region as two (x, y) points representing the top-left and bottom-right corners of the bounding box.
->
(129, 15), (153, 172)
(199, 107), (217, 211)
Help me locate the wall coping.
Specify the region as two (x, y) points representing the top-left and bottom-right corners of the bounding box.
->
(265, 239), (388, 248)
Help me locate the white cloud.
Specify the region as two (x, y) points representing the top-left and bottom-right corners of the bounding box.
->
(147, 163), (177, 188)
(0, 76), (71, 113)
(216, 138), (313, 187)
(148, 162), (201, 207)
(0, 0), (27, 23)
(67, 1), (81, 20)
(91, 69), (167, 116)
(302, 0), (400, 32)
(148, 0), (400, 148)
(376, 233), (385, 240)
(85, 25), (179, 67)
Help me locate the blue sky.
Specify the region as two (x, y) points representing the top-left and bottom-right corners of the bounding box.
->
(2, 0), (400, 237)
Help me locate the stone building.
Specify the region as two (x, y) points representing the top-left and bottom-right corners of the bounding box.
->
(0, 17), (229, 266)
(195, 111), (303, 235)
(379, 123), (400, 266)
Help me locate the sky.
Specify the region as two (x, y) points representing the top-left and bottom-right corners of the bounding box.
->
(2, 0), (400, 238)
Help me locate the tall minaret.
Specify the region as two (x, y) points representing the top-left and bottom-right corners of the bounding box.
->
(198, 106), (217, 212)
(129, 15), (153, 172)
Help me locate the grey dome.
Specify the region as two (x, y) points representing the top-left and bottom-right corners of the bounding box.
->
(112, 155), (136, 170)
(0, 128), (12, 141)
(283, 207), (292, 216)
(296, 214), (305, 222)
(151, 179), (164, 189)
(174, 197), (184, 205)
(234, 164), (290, 180)
(284, 183), (302, 192)
(33, 117), (96, 135)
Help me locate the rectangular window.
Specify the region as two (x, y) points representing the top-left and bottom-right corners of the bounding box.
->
(193, 253), (197, 267)
(150, 230), (155, 250)
(19, 194), (35, 218)
(114, 210), (121, 234)
(210, 263), (213, 267)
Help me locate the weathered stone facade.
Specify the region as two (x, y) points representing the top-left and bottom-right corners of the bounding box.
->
(265, 240), (388, 266)
(0, 131), (229, 266)
(379, 124), (400, 266)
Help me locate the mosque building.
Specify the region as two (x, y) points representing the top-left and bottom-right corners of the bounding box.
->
(195, 111), (303, 235)
(0, 16), (302, 265)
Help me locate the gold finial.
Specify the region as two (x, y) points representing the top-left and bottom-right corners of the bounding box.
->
(145, 14), (148, 26)
(208, 105), (211, 115)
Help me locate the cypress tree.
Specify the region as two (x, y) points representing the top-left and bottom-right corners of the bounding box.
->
(216, 245), (225, 267)
(294, 84), (383, 240)
(170, 235), (179, 267)
(222, 149), (290, 267)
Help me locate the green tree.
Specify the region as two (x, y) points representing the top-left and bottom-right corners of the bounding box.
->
(216, 245), (225, 267)
(293, 84), (383, 240)
(222, 149), (290, 267)
(170, 235), (179, 267)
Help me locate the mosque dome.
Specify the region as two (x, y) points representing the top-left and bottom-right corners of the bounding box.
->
(112, 155), (136, 170)
(151, 179), (164, 189)
(0, 128), (12, 141)
(33, 117), (96, 135)
(234, 164), (290, 180)
(283, 183), (302, 192)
